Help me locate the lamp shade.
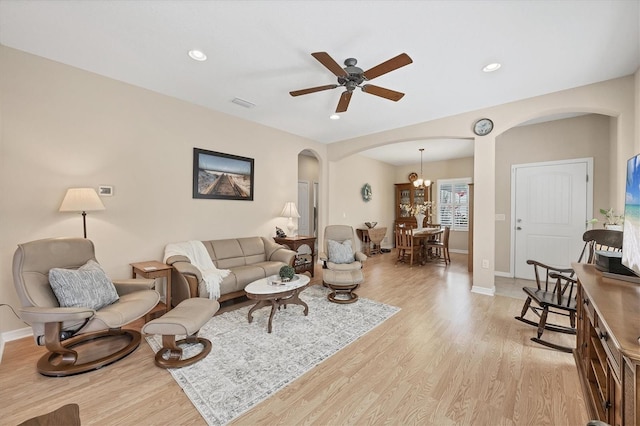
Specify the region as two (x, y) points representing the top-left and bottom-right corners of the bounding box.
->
(59, 188), (105, 212)
(280, 202), (300, 218)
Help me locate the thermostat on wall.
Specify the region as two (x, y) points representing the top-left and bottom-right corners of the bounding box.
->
(98, 185), (113, 196)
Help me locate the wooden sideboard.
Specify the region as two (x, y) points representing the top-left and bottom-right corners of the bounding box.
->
(394, 182), (432, 228)
(574, 263), (640, 425)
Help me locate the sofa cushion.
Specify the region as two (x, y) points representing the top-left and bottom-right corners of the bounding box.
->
(208, 239), (246, 269)
(256, 261), (287, 277)
(231, 265), (267, 287)
(49, 260), (119, 310)
(328, 239), (355, 264)
(237, 237), (268, 264)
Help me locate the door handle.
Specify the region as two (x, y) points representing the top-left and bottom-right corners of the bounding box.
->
(516, 227), (522, 230)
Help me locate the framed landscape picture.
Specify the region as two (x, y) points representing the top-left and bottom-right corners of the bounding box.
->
(193, 148), (254, 200)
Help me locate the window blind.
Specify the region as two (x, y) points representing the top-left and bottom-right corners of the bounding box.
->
(437, 178), (471, 231)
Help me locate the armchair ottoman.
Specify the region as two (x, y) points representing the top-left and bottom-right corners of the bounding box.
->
(142, 297), (219, 368)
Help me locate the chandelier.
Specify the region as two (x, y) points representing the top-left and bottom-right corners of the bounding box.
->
(413, 148), (431, 188)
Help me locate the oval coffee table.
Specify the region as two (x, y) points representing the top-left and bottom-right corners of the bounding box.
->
(245, 274), (311, 333)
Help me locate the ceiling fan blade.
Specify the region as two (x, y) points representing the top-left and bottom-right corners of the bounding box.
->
(361, 84), (405, 101)
(289, 84), (338, 97)
(336, 91), (352, 113)
(362, 53), (413, 80)
(311, 52), (348, 77)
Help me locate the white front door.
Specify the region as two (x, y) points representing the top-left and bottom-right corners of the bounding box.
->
(513, 159), (591, 279)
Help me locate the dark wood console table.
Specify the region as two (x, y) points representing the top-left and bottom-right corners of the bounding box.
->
(274, 235), (316, 277)
(574, 263), (640, 425)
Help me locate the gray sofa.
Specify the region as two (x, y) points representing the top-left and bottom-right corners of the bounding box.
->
(165, 237), (296, 305)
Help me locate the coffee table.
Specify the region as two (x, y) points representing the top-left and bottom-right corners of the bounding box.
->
(245, 274), (311, 333)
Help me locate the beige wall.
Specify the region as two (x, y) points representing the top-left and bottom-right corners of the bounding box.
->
(328, 76), (636, 294)
(1, 43), (636, 336)
(494, 114), (611, 273)
(327, 155), (396, 251)
(395, 156), (474, 251)
(0, 46), (328, 334)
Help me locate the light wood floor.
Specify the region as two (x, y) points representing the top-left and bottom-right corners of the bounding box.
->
(0, 252), (587, 425)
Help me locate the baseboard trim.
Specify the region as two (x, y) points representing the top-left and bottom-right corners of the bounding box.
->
(449, 249), (468, 254)
(471, 285), (495, 296)
(0, 327), (33, 363)
(494, 270), (513, 278)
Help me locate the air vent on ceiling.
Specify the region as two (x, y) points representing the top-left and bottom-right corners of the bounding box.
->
(231, 97), (256, 109)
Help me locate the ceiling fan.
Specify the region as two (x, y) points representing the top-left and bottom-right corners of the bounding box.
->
(290, 52), (413, 113)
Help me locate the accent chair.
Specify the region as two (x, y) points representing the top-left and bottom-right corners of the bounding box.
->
(319, 225), (367, 303)
(12, 237), (159, 376)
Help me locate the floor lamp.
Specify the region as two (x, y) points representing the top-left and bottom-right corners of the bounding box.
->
(280, 201), (300, 236)
(59, 188), (105, 238)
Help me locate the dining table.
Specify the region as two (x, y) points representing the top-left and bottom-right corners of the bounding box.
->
(412, 227), (444, 265)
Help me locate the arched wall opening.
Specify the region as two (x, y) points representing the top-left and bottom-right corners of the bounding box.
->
(494, 112), (616, 277)
(298, 149), (321, 240)
(324, 75), (635, 295)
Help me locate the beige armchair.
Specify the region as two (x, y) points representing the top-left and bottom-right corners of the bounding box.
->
(318, 225), (367, 303)
(12, 237), (159, 376)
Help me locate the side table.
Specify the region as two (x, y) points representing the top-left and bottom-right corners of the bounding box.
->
(130, 261), (173, 320)
(274, 235), (316, 277)
(356, 228), (371, 255)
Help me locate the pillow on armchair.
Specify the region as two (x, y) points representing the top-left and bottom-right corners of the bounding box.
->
(49, 260), (119, 310)
(327, 239), (355, 264)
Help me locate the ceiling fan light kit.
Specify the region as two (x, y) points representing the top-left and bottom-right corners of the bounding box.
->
(290, 51), (413, 113)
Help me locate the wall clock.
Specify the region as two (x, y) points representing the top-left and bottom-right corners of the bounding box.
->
(408, 172), (418, 182)
(361, 183), (372, 202)
(473, 118), (494, 136)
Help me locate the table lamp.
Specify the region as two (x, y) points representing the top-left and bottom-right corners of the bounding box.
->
(59, 188), (105, 238)
(280, 202), (300, 236)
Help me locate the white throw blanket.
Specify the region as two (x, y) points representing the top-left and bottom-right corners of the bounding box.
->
(163, 241), (230, 300)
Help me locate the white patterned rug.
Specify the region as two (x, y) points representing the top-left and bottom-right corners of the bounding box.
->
(145, 284), (400, 425)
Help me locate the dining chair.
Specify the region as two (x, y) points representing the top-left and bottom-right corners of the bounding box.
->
(425, 226), (450, 264)
(395, 224), (418, 266)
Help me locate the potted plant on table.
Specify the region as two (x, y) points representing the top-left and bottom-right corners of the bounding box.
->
(279, 265), (295, 282)
(588, 208), (624, 231)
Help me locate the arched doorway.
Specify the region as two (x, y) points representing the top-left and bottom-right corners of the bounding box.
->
(298, 149), (320, 238)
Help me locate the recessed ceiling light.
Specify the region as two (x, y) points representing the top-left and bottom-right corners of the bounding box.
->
(330, 114), (340, 120)
(188, 49), (207, 62)
(482, 62), (501, 72)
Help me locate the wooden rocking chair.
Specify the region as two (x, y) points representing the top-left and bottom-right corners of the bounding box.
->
(515, 229), (622, 352)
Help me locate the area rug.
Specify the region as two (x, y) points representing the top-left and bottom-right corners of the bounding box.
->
(145, 285), (400, 425)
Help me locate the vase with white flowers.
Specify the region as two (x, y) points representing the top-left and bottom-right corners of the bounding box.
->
(399, 201), (434, 229)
